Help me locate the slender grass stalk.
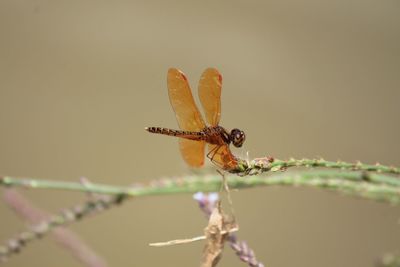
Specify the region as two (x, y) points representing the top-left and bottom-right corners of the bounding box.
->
(234, 158), (400, 176)
(1, 170), (399, 203)
(1, 159), (400, 261)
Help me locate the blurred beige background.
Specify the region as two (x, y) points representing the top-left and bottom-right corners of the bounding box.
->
(0, 1), (399, 266)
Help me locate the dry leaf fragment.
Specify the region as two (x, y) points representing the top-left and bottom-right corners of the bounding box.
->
(201, 202), (237, 267)
(149, 200), (237, 267)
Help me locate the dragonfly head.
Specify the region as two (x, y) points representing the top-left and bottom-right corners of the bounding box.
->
(230, 128), (246, 148)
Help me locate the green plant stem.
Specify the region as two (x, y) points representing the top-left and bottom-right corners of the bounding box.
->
(235, 158), (400, 176)
(1, 170), (400, 204)
(381, 254), (400, 267)
(1, 170), (399, 260)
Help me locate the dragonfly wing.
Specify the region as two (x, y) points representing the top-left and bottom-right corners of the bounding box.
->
(198, 68), (222, 127)
(179, 139), (206, 167)
(168, 68), (206, 131)
(207, 144), (238, 170)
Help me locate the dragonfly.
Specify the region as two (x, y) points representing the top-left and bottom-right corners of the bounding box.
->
(145, 68), (245, 171)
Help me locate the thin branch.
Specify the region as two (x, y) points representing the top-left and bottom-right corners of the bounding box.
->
(0, 191), (126, 262)
(1, 169), (399, 261)
(1, 170), (399, 203)
(2, 189), (108, 266)
(235, 158), (400, 176)
(228, 235), (264, 267)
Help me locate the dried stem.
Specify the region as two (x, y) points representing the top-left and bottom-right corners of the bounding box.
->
(0, 191), (126, 262)
(194, 193), (264, 267)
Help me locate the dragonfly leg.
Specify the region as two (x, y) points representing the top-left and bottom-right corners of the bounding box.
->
(207, 144), (239, 170)
(207, 145), (225, 168)
(206, 145), (219, 159)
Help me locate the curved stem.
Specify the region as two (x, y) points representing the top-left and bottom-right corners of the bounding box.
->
(1, 170), (400, 203)
(1, 169), (399, 261)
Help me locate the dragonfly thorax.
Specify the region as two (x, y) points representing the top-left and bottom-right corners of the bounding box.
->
(202, 126), (245, 148)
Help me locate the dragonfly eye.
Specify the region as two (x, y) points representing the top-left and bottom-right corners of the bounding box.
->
(230, 128), (245, 147)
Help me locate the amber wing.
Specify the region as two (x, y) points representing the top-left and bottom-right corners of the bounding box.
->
(167, 68), (206, 167)
(179, 139), (206, 167)
(168, 68), (206, 131)
(198, 68), (222, 127)
(208, 144), (238, 170)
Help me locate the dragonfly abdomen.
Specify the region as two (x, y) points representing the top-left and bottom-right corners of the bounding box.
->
(145, 127), (205, 140)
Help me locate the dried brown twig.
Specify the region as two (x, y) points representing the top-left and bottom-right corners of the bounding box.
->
(0, 187), (126, 265)
(194, 192), (265, 267)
